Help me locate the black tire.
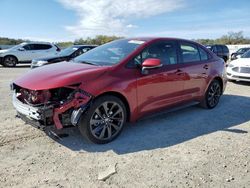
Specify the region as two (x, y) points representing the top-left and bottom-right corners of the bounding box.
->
(78, 95), (127, 144)
(3, 55), (17, 67)
(200, 80), (222, 109)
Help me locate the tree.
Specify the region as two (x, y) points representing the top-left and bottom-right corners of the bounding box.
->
(74, 35), (123, 45)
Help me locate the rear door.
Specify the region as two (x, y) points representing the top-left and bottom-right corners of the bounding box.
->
(33, 44), (54, 58)
(177, 41), (210, 101)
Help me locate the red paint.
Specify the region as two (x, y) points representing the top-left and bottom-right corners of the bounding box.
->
(13, 37), (227, 124)
(53, 92), (91, 129)
(142, 58), (161, 67)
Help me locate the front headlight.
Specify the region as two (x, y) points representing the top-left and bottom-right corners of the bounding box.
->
(228, 63), (234, 68)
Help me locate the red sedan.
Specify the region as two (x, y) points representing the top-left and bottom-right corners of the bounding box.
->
(12, 38), (227, 144)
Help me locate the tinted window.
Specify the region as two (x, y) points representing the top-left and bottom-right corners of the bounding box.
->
(180, 42), (200, 63)
(133, 41), (178, 66)
(199, 47), (209, 61)
(211, 46), (217, 53)
(81, 47), (91, 53)
(216, 45), (223, 53)
(33, 44), (52, 50)
(23, 44), (32, 50)
(222, 45), (229, 53)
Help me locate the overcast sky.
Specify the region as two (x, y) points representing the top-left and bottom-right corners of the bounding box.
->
(0, 0), (249, 42)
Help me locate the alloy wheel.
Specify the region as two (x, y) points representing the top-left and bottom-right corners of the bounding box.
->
(89, 101), (124, 141)
(207, 81), (221, 108)
(4, 56), (17, 67)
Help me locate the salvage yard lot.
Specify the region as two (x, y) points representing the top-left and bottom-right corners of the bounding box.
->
(0, 65), (250, 187)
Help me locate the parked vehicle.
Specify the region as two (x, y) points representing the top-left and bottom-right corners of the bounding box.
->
(31, 45), (97, 68)
(227, 50), (250, 82)
(231, 47), (250, 60)
(0, 42), (60, 67)
(11, 38), (227, 144)
(206, 45), (229, 62)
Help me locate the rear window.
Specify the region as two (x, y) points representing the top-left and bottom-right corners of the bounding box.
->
(222, 45), (229, 53)
(216, 45), (223, 53)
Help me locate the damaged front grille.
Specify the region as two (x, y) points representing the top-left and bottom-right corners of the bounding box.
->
(12, 83), (92, 129)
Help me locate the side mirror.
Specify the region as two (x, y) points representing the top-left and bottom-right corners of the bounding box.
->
(141, 58), (163, 75)
(18, 47), (25, 51)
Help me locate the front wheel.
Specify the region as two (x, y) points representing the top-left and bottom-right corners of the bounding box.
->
(3, 56), (17, 67)
(201, 80), (222, 109)
(78, 95), (127, 144)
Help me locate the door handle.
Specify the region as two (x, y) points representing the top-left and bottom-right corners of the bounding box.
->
(203, 64), (209, 70)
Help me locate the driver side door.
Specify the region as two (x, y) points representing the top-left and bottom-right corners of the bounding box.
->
(15, 44), (37, 61)
(135, 40), (186, 117)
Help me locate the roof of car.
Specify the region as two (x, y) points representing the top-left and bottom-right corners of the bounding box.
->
(73, 45), (98, 48)
(21, 41), (53, 45)
(122, 37), (203, 44)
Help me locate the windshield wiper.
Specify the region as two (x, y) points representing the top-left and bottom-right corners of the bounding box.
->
(80, 61), (99, 66)
(73, 59), (99, 66)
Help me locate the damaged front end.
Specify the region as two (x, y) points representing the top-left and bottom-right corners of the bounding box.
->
(11, 83), (92, 130)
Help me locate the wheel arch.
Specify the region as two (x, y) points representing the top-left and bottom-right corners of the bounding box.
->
(93, 91), (131, 122)
(213, 76), (224, 94)
(3, 54), (19, 62)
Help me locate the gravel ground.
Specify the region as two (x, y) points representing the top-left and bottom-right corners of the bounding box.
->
(0, 65), (249, 188)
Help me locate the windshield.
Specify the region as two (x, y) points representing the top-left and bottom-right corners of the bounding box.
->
(9, 43), (26, 50)
(241, 50), (250, 58)
(58, 46), (79, 56)
(237, 48), (250, 53)
(73, 39), (145, 66)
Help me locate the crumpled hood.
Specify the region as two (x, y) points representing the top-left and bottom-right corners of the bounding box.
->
(14, 61), (111, 90)
(231, 58), (250, 66)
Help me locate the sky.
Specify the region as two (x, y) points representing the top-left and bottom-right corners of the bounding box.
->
(0, 0), (250, 42)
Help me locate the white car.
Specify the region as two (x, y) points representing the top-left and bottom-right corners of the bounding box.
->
(0, 42), (60, 67)
(227, 50), (250, 82)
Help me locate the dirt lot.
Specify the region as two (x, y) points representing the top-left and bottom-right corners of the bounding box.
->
(0, 65), (249, 188)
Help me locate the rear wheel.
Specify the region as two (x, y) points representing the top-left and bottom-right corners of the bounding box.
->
(201, 80), (222, 109)
(78, 95), (127, 144)
(3, 56), (17, 67)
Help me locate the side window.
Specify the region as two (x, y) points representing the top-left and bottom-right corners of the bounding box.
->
(211, 46), (217, 53)
(133, 41), (178, 67)
(180, 42), (200, 63)
(82, 47), (91, 53)
(72, 49), (83, 57)
(217, 45), (223, 53)
(222, 45), (229, 53)
(33, 44), (52, 50)
(198, 47), (209, 61)
(23, 44), (32, 50)
(42, 44), (52, 50)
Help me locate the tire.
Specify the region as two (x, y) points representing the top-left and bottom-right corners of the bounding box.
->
(78, 95), (127, 144)
(3, 56), (17, 67)
(200, 80), (222, 109)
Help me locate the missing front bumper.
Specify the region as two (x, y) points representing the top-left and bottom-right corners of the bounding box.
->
(12, 90), (92, 130)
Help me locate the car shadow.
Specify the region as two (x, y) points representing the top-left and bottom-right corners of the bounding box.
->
(51, 94), (250, 155)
